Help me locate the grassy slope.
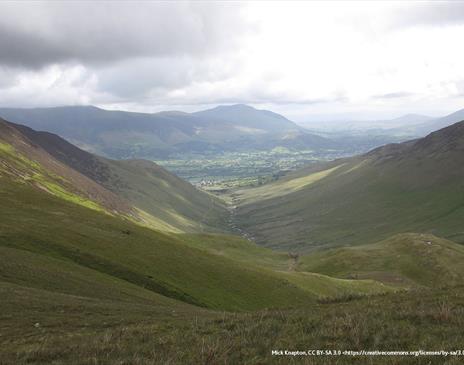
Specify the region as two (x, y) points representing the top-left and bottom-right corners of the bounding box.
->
(0, 248), (204, 344)
(177, 233), (394, 298)
(4, 286), (464, 364)
(0, 177), (321, 312)
(300, 233), (464, 288)
(0, 141), (108, 214)
(101, 158), (229, 233)
(234, 121), (464, 251)
(6, 119), (230, 233)
(0, 175), (403, 365)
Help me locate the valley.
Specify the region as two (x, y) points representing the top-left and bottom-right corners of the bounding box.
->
(1, 111), (464, 364)
(3, 104), (463, 190)
(2, 2), (463, 363)
(229, 120), (464, 252)
(154, 148), (350, 188)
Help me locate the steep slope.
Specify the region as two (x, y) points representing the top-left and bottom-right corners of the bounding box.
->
(99, 159), (228, 232)
(0, 177), (318, 311)
(0, 118), (134, 217)
(300, 233), (464, 288)
(0, 105), (335, 159)
(234, 120), (464, 251)
(1, 119), (228, 233)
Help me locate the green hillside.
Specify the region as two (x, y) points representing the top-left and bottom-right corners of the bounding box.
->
(1, 118), (229, 233)
(100, 158), (228, 233)
(178, 233), (391, 298)
(0, 120), (131, 216)
(0, 177), (323, 311)
(1, 173), (392, 306)
(233, 120), (464, 251)
(299, 233), (464, 288)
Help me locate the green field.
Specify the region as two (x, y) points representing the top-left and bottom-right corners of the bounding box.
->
(154, 148), (349, 187)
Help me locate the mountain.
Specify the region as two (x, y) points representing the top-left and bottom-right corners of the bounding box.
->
(192, 104), (300, 132)
(415, 108), (464, 135)
(298, 113), (433, 131)
(0, 105), (335, 159)
(299, 109), (464, 145)
(0, 118), (134, 216)
(233, 119), (464, 251)
(0, 118), (228, 233)
(366, 109), (464, 137)
(388, 113), (433, 125)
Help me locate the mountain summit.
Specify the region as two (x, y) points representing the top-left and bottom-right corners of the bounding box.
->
(192, 104), (299, 132)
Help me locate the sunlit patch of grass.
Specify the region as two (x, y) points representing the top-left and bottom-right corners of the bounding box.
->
(32, 174), (105, 213)
(0, 142), (106, 213)
(235, 164), (344, 203)
(135, 208), (183, 233)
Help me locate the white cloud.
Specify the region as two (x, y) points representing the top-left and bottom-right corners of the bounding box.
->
(0, 1), (463, 120)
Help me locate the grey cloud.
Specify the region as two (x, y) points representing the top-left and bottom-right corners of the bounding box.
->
(97, 55), (239, 99)
(148, 88), (348, 107)
(372, 92), (415, 100)
(97, 58), (197, 98)
(0, 1), (248, 69)
(215, 88), (348, 106)
(392, 2), (464, 28)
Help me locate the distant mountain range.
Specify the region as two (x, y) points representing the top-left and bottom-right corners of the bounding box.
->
(0, 104), (334, 159)
(300, 108), (464, 137)
(415, 108), (464, 135)
(300, 113), (433, 131)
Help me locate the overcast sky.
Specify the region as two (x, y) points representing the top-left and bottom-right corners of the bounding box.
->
(0, 1), (463, 122)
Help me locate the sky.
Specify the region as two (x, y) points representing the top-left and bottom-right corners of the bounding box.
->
(0, 1), (464, 123)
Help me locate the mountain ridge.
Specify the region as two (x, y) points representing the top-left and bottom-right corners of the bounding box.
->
(0, 104), (335, 159)
(0, 117), (229, 233)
